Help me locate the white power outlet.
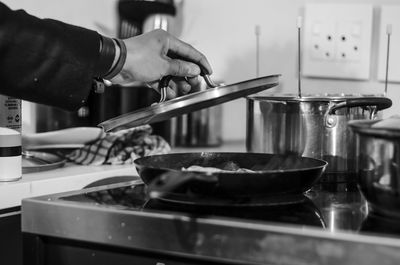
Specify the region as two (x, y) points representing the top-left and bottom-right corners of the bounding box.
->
(303, 4), (373, 80)
(310, 22), (335, 61)
(336, 21), (363, 62)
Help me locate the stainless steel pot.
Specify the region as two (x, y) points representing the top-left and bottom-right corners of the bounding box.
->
(246, 94), (392, 184)
(171, 79), (223, 147)
(349, 118), (400, 218)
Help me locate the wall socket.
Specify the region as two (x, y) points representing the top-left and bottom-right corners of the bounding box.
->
(310, 22), (335, 61)
(336, 21), (363, 62)
(303, 4), (373, 80)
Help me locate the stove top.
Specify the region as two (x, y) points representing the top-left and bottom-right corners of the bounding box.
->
(63, 183), (327, 228)
(21, 179), (400, 265)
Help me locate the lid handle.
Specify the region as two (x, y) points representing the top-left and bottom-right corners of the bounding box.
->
(158, 74), (219, 102)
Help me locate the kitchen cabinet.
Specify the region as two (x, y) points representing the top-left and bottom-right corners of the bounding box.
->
(23, 233), (226, 265)
(0, 207), (22, 265)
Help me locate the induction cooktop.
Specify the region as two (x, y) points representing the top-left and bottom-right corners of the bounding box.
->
(21, 180), (400, 265)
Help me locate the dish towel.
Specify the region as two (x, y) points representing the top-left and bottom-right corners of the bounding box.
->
(66, 125), (170, 165)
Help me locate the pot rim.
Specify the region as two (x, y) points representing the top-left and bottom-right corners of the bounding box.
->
(247, 93), (387, 102)
(349, 120), (400, 138)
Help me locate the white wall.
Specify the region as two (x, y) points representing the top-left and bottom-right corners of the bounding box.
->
(3, 0), (400, 140)
(2, 0), (117, 33)
(177, 0), (400, 140)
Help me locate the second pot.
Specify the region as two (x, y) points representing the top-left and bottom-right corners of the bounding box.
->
(246, 94), (392, 184)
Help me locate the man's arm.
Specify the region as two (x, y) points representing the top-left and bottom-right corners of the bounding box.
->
(0, 2), (100, 110)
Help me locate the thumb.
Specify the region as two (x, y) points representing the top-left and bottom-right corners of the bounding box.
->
(167, 59), (201, 77)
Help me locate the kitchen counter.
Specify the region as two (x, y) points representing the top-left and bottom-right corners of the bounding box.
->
(0, 164), (136, 210)
(0, 140), (245, 210)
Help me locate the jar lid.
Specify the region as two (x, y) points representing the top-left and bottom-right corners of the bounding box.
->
(0, 127), (21, 147)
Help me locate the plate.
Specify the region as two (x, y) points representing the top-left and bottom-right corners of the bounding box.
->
(25, 144), (82, 157)
(22, 151), (66, 173)
(26, 144), (84, 150)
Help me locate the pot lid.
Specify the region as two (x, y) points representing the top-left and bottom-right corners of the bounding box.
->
(99, 74), (280, 132)
(349, 116), (400, 138)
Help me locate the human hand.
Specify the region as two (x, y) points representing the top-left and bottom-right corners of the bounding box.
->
(111, 29), (212, 99)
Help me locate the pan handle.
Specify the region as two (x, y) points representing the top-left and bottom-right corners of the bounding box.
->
(147, 171), (218, 199)
(328, 97), (392, 115)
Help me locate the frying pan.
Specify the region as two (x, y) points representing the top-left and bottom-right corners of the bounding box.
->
(134, 152), (327, 198)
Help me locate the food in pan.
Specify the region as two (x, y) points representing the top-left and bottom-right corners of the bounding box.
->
(182, 161), (255, 173)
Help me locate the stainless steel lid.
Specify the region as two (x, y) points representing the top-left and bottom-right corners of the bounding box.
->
(349, 118), (400, 138)
(99, 74), (280, 132)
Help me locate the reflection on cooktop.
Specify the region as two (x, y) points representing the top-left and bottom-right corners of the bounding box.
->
(62, 184), (326, 228)
(361, 213), (400, 238)
(60, 183), (400, 238)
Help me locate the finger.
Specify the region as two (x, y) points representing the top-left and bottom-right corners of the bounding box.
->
(167, 36), (213, 75)
(186, 76), (203, 92)
(148, 81), (160, 93)
(186, 76), (201, 87)
(173, 78), (191, 95)
(168, 80), (179, 94)
(167, 59), (201, 77)
(166, 86), (177, 99)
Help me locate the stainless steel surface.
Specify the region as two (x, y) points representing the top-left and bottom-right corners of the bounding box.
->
(350, 119), (400, 218)
(202, 74), (218, 88)
(21, 181), (400, 265)
(246, 94), (392, 183)
(158, 74), (218, 104)
(385, 24), (392, 97)
(173, 78), (222, 147)
(142, 13), (174, 33)
(255, 25), (261, 77)
(159, 86), (168, 103)
(297, 17), (302, 98)
(173, 104), (222, 146)
(99, 75), (280, 132)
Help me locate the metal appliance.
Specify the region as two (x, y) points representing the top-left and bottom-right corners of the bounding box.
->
(22, 179), (400, 265)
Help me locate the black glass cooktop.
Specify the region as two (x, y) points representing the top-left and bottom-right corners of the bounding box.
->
(60, 182), (400, 239)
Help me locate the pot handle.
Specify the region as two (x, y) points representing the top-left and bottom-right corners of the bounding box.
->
(147, 171), (218, 199)
(328, 97), (392, 115)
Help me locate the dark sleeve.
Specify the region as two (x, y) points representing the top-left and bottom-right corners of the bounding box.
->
(0, 2), (101, 110)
